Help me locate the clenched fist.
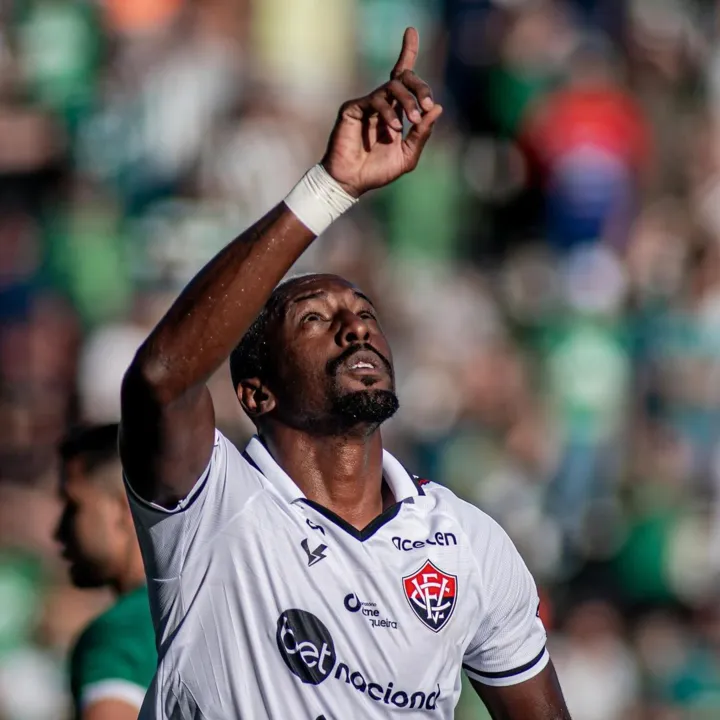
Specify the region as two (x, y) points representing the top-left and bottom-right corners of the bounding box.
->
(322, 28), (443, 198)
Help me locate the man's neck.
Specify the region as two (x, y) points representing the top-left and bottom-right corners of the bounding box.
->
(262, 427), (390, 531)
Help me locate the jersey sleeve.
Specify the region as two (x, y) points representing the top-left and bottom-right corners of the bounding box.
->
(70, 618), (152, 713)
(462, 519), (548, 687)
(125, 429), (262, 580)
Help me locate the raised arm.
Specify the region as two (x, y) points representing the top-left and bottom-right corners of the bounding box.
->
(119, 204), (313, 507)
(119, 28), (442, 507)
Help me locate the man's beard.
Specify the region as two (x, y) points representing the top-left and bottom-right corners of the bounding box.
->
(331, 388), (399, 426)
(323, 343), (399, 430)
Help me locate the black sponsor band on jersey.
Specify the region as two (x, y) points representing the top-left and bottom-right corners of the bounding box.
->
(277, 608), (436, 707)
(462, 646), (547, 680)
(334, 664), (441, 710)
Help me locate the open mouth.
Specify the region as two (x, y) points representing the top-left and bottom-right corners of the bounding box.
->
(342, 352), (385, 376)
(348, 361), (376, 372)
(328, 344), (393, 380)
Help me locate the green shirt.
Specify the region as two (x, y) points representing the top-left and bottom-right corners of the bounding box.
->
(69, 585), (156, 715)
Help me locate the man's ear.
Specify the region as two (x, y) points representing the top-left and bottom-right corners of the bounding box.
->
(238, 378), (277, 419)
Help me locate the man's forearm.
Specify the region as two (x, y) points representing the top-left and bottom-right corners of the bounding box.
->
(131, 203), (314, 400)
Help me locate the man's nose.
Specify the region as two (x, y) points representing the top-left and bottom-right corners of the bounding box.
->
(336, 310), (370, 346)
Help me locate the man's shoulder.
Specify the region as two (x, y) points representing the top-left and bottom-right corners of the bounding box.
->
(216, 430), (264, 480)
(412, 475), (513, 547)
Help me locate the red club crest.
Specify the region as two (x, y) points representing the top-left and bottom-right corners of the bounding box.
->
(403, 560), (457, 632)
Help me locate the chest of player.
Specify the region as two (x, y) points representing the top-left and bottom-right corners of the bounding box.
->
(208, 494), (477, 691)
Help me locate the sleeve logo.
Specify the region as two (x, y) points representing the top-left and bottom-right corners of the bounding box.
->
(402, 560), (457, 632)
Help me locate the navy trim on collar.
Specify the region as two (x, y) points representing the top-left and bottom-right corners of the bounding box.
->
(241, 437), (419, 541)
(299, 498), (404, 542)
(242, 450), (262, 475)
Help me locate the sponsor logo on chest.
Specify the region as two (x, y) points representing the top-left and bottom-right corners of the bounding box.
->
(392, 532), (457, 551)
(343, 593), (398, 630)
(275, 608), (441, 710)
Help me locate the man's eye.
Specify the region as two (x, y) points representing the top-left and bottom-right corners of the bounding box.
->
(359, 310), (377, 321)
(301, 312), (324, 324)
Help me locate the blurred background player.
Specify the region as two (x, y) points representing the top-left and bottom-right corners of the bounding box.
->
(56, 424), (156, 720)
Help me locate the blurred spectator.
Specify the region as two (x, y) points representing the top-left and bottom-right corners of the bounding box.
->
(520, 33), (651, 253)
(551, 600), (639, 720)
(15, 0), (103, 136)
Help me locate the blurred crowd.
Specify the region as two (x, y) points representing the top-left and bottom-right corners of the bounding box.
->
(4, 0), (720, 718)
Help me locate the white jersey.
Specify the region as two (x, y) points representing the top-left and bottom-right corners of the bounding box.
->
(127, 431), (549, 719)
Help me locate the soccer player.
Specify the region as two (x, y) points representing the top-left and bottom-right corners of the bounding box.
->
(120, 28), (571, 719)
(56, 424), (156, 720)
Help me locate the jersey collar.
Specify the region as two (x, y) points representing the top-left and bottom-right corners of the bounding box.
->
(243, 436), (420, 505)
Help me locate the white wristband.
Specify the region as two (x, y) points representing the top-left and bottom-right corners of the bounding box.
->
(284, 164), (358, 236)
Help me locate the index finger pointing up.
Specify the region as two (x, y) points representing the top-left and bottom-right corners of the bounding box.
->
(390, 27), (419, 79)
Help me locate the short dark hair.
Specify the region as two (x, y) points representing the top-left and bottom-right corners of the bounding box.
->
(59, 423), (120, 474)
(229, 275), (314, 391)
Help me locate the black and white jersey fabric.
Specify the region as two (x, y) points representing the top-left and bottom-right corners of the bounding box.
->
(126, 431), (549, 719)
